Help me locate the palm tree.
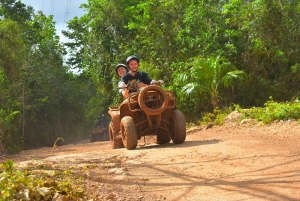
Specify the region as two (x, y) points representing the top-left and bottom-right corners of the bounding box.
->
(175, 55), (247, 109)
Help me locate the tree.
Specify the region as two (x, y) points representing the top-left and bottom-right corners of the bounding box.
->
(0, 2), (94, 151)
(174, 55), (247, 110)
(0, 0), (34, 23)
(222, 0), (300, 104)
(0, 19), (26, 151)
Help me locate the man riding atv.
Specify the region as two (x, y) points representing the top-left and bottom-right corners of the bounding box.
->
(90, 114), (108, 142)
(108, 56), (186, 150)
(95, 114), (107, 128)
(119, 55), (164, 98)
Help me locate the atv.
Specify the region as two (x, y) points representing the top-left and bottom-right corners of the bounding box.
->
(108, 84), (186, 150)
(90, 125), (108, 143)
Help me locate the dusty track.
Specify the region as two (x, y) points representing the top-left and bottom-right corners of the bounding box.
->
(3, 120), (300, 201)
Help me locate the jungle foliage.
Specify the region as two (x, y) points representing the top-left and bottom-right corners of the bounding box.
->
(0, 0), (94, 152)
(0, 159), (88, 200)
(0, 0), (300, 152)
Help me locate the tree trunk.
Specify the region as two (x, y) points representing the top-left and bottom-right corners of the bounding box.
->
(0, 128), (7, 156)
(210, 90), (219, 109)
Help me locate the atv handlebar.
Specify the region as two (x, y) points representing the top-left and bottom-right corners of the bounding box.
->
(119, 80), (164, 89)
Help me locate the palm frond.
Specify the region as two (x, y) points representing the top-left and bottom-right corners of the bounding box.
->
(221, 70), (246, 87)
(182, 83), (197, 94)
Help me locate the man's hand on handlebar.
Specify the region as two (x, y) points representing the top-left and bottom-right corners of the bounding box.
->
(150, 80), (164, 85)
(119, 80), (164, 90)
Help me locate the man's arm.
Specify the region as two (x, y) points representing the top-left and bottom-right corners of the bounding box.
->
(118, 81), (129, 98)
(140, 72), (164, 85)
(140, 72), (153, 85)
(122, 89), (130, 98)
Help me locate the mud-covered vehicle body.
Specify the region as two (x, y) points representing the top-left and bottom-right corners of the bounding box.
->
(108, 85), (186, 150)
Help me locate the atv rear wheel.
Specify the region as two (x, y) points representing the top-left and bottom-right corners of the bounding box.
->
(170, 110), (186, 144)
(156, 132), (171, 144)
(109, 122), (124, 149)
(120, 116), (138, 150)
(138, 86), (168, 115)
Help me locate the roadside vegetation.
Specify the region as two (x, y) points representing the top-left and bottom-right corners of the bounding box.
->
(0, 159), (90, 200)
(1, 0), (300, 199)
(196, 97), (300, 127)
(2, 98), (300, 200)
(1, 0), (300, 152)
(238, 97), (300, 124)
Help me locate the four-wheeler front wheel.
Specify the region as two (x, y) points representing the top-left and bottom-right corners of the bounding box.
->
(120, 116), (138, 150)
(170, 110), (186, 144)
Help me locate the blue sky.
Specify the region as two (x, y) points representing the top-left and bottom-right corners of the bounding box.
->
(21, 0), (87, 43)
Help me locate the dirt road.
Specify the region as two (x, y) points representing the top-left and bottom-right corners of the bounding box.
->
(5, 120), (300, 201)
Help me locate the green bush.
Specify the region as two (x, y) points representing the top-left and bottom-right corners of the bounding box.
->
(195, 97), (300, 126)
(201, 107), (233, 125)
(236, 97), (300, 124)
(0, 159), (87, 201)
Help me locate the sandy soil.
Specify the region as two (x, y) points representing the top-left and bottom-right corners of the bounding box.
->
(2, 120), (300, 201)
